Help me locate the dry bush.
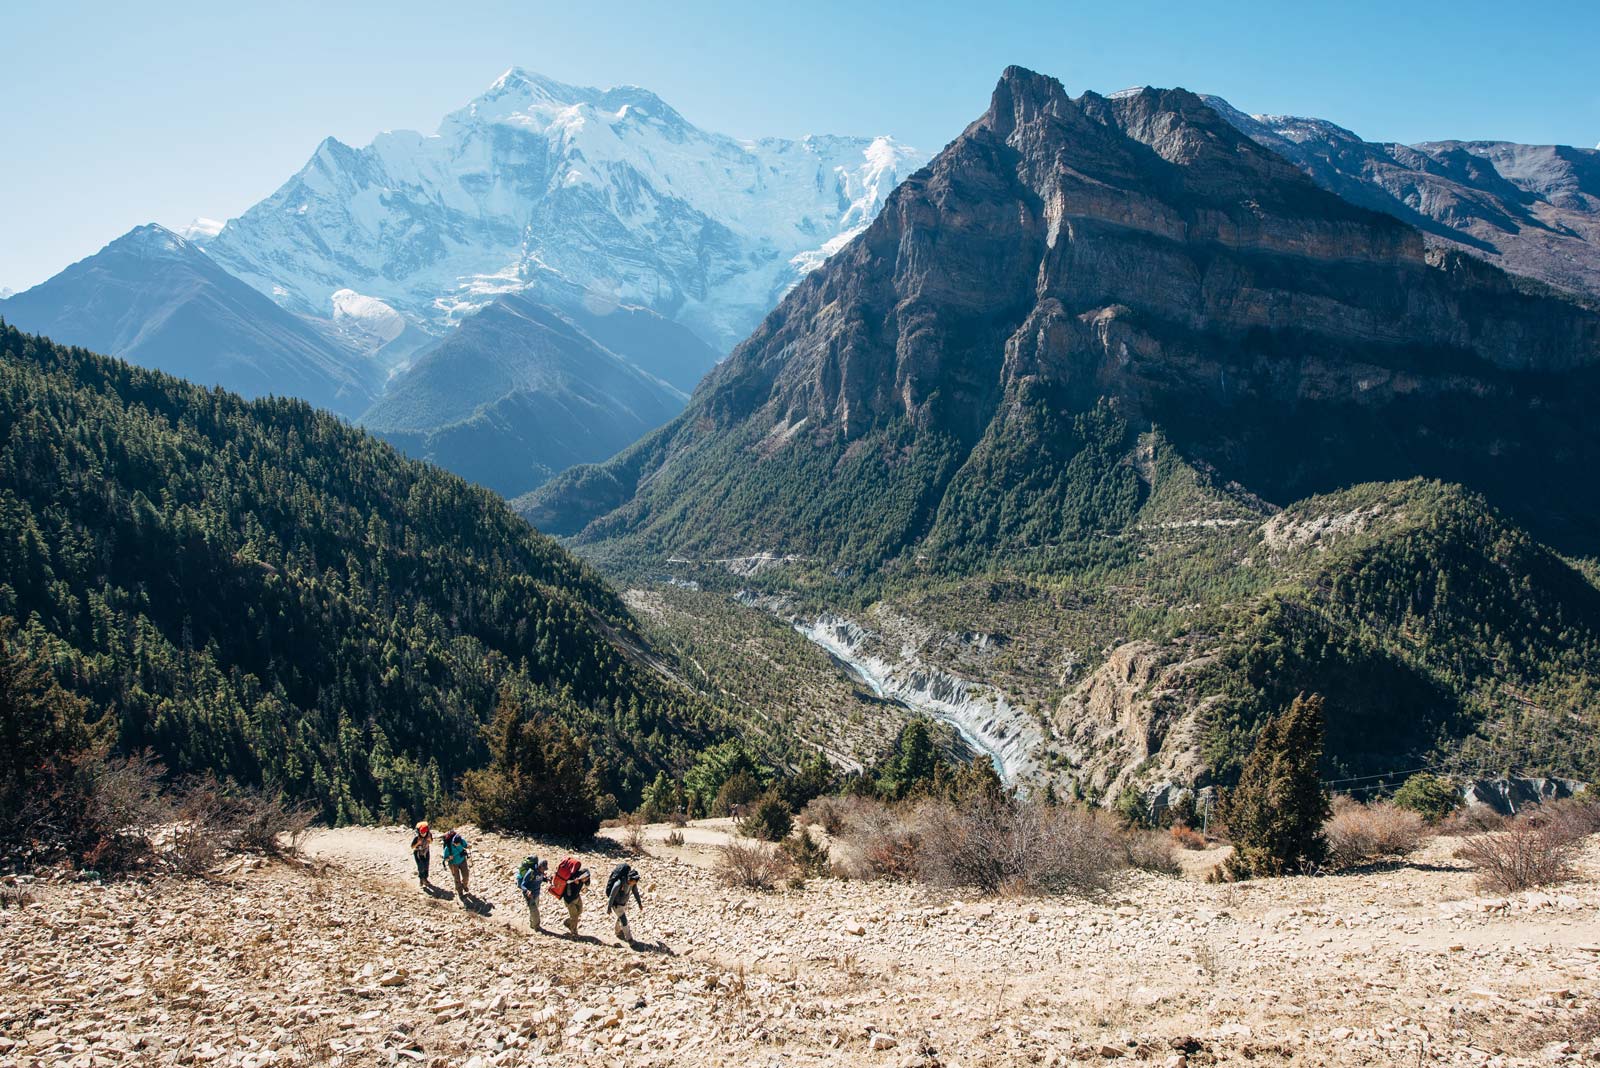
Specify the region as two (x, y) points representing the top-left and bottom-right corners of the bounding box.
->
(621, 813), (648, 852)
(664, 829), (686, 847)
(1457, 817), (1578, 893)
(667, 810), (689, 827)
(230, 789), (316, 857)
(0, 884), (35, 910)
(715, 840), (792, 891)
(1169, 824), (1207, 851)
(168, 779), (229, 876)
(1324, 797), (1426, 869)
(88, 750), (172, 838)
(801, 794), (865, 837)
(1544, 794), (1600, 841)
(1436, 805), (1508, 837)
(909, 794), (1125, 897)
(1121, 829), (1182, 875)
(833, 800), (922, 881)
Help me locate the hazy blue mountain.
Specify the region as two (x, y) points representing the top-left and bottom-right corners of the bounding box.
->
(362, 293), (686, 498)
(0, 225), (377, 417)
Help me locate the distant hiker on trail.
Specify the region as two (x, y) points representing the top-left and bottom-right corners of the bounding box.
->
(515, 856), (548, 932)
(441, 829), (471, 898)
(605, 863), (645, 943)
(547, 857), (590, 936)
(410, 821), (433, 890)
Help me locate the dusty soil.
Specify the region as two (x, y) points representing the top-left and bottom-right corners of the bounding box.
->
(4, 825), (1597, 1067)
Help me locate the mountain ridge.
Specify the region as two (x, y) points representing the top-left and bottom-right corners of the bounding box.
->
(0, 224), (380, 418)
(203, 67), (924, 353)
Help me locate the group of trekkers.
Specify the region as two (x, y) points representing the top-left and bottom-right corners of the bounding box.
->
(408, 822), (646, 943)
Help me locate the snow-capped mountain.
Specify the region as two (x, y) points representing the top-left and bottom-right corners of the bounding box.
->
(205, 68), (923, 352)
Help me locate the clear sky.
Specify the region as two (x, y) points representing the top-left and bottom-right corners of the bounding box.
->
(3, 0), (1597, 293)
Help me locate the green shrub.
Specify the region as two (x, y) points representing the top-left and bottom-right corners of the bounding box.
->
(1392, 773), (1461, 823)
(740, 790), (794, 842)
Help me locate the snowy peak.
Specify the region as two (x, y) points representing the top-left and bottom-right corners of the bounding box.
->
(203, 68), (923, 352)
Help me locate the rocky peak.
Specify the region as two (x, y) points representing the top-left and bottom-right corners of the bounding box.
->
(528, 65), (1600, 559)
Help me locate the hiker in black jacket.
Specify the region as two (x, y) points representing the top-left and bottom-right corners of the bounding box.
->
(606, 863), (644, 943)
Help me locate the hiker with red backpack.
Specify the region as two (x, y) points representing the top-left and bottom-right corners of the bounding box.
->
(547, 857), (590, 935)
(605, 863), (645, 943)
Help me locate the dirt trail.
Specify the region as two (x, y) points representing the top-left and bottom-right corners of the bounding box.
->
(9, 827), (1599, 1066)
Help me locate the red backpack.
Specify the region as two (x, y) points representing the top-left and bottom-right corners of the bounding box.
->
(547, 857), (581, 897)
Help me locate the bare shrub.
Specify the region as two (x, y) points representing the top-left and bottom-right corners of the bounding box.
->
(168, 779), (229, 876)
(715, 840), (792, 891)
(621, 812), (648, 852)
(664, 829), (686, 847)
(1121, 829), (1182, 875)
(0, 884), (35, 909)
(1457, 817), (1578, 893)
(230, 789), (316, 857)
(1436, 805), (1508, 837)
(801, 795), (856, 837)
(1169, 824), (1207, 851)
(834, 800), (921, 881)
(88, 750), (172, 838)
(912, 794), (1125, 897)
(1544, 794), (1600, 841)
(1324, 797), (1425, 869)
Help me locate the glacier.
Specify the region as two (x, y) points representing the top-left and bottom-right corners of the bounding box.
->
(204, 68), (923, 352)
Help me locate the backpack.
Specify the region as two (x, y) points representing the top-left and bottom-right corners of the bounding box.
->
(516, 855), (541, 892)
(548, 857), (581, 898)
(605, 863), (633, 901)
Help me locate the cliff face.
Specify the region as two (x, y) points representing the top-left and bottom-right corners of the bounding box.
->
(526, 67), (1600, 559)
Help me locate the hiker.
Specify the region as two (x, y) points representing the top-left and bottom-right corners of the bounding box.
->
(409, 821), (433, 889)
(605, 863), (645, 943)
(441, 829), (471, 898)
(547, 857), (590, 936)
(515, 855), (548, 931)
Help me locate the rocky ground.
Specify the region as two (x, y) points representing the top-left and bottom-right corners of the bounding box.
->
(4, 826), (1597, 1067)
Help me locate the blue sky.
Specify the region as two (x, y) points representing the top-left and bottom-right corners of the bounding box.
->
(3, 0), (1597, 293)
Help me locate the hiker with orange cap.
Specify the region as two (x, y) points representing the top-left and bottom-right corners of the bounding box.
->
(410, 821), (433, 890)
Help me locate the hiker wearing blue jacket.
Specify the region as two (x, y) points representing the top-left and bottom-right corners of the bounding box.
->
(515, 856), (548, 931)
(441, 829), (471, 899)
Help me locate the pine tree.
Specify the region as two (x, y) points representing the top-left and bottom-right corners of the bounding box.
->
(0, 619), (105, 861)
(460, 689), (602, 838)
(1220, 693), (1331, 878)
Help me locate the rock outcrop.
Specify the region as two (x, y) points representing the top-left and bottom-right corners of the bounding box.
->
(527, 66), (1600, 559)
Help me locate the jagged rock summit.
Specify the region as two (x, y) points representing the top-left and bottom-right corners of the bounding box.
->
(525, 66), (1600, 559)
(203, 67), (924, 352)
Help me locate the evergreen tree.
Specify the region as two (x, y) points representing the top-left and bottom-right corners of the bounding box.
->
(459, 689), (602, 838)
(0, 619), (104, 862)
(1220, 693), (1331, 878)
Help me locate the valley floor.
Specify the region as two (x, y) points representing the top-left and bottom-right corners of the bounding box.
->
(4, 825), (1597, 1067)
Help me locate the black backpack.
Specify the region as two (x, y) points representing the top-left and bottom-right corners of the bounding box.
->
(606, 863), (632, 900)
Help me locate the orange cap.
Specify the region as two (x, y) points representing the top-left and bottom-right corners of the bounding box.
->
(417, 821), (430, 835)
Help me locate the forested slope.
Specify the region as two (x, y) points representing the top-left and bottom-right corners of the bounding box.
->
(0, 323), (719, 822)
